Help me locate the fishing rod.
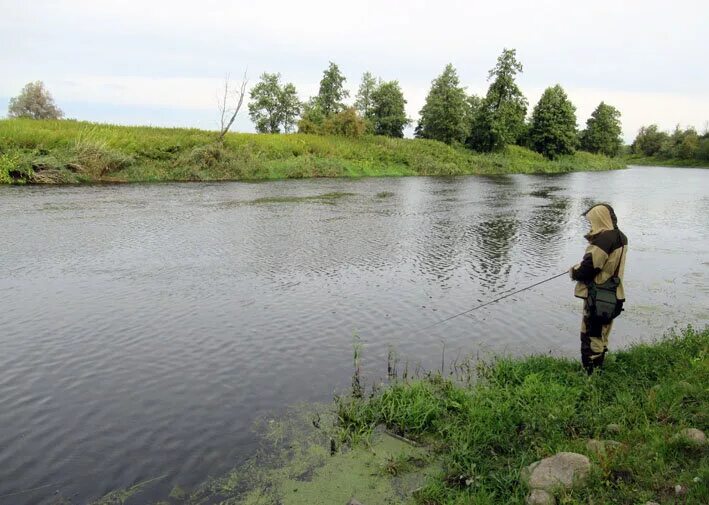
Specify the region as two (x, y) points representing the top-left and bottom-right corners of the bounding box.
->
(420, 270), (568, 331)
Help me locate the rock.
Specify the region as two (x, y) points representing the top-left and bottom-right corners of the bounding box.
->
(526, 489), (555, 505)
(347, 499), (363, 505)
(643, 502), (660, 505)
(522, 452), (591, 492)
(606, 423), (621, 434)
(586, 439), (626, 456)
(678, 428), (706, 445)
(674, 484), (687, 496)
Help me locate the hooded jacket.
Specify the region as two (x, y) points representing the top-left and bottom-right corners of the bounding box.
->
(571, 204), (627, 300)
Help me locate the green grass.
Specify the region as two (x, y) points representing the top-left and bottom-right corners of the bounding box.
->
(625, 154), (709, 168)
(336, 326), (709, 504)
(0, 119), (626, 184)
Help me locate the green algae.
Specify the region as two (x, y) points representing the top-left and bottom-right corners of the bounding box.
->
(158, 404), (438, 505)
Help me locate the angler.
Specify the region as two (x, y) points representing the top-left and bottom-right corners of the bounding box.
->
(570, 204), (628, 375)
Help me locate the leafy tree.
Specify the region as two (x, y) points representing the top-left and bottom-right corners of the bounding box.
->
(464, 95), (483, 133)
(370, 80), (409, 137)
(415, 64), (468, 144)
(354, 72), (379, 119)
(248, 73), (284, 133)
(297, 99), (326, 134)
(580, 102), (623, 156)
(468, 49), (528, 151)
(632, 124), (668, 156)
(248, 74), (302, 134)
(658, 126), (699, 159)
(696, 137), (709, 161)
(322, 107), (366, 137)
(528, 84), (578, 159)
(8, 81), (64, 119)
(316, 62), (349, 116)
(279, 83), (301, 133)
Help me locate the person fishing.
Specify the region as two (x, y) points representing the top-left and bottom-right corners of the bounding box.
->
(570, 203), (628, 374)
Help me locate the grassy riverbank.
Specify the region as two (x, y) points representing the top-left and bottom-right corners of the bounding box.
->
(334, 326), (708, 504)
(0, 119), (625, 184)
(625, 154), (709, 168)
(84, 326), (708, 505)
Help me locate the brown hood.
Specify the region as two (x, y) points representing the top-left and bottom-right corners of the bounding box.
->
(584, 204), (615, 239)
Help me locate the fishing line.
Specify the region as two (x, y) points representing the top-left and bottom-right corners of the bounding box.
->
(419, 270), (568, 331)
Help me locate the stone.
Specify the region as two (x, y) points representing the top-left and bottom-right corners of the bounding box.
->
(522, 452), (591, 492)
(586, 439), (626, 456)
(643, 502), (660, 505)
(526, 489), (555, 505)
(606, 423), (621, 434)
(677, 428), (706, 445)
(347, 499), (363, 505)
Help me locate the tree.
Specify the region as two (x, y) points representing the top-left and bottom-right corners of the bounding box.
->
(297, 99), (326, 134)
(279, 83), (301, 134)
(464, 95), (483, 133)
(528, 84), (578, 159)
(632, 124), (668, 156)
(218, 72), (248, 140)
(580, 102), (623, 156)
(316, 62), (349, 116)
(468, 48), (528, 152)
(248, 74), (302, 134)
(8, 81), (64, 119)
(322, 107), (366, 137)
(354, 72), (379, 120)
(248, 73), (284, 133)
(415, 64), (468, 144)
(658, 126), (699, 159)
(370, 81), (409, 137)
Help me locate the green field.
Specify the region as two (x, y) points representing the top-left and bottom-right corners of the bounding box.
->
(0, 119), (626, 184)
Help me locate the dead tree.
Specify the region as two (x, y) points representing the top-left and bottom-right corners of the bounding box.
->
(217, 71), (248, 141)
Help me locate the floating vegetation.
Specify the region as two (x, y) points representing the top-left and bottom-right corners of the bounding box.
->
(249, 192), (356, 205)
(529, 186), (563, 198)
(88, 474), (167, 505)
(376, 191), (395, 198)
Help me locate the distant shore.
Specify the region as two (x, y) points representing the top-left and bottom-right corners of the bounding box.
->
(624, 154), (709, 168)
(0, 119), (626, 185)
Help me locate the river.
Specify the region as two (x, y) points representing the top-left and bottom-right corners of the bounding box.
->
(1, 166), (707, 504)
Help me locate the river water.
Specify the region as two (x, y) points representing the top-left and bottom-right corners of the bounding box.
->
(1, 166), (707, 504)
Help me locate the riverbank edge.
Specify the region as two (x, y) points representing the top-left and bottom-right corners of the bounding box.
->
(331, 325), (708, 504)
(624, 154), (709, 168)
(0, 119), (626, 185)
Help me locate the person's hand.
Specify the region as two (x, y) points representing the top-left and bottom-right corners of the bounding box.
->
(569, 266), (576, 280)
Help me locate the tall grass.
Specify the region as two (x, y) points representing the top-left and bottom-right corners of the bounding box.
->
(0, 119), (626, 184)
(336, 326), (709, 504)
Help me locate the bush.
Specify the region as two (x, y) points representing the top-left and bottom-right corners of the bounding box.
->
(322, 108), (366, 138)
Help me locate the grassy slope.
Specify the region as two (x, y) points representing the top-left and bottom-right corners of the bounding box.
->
(336, 326), (709, 504)
(0, 119), (625, 184)
(625, 154), (709, 168)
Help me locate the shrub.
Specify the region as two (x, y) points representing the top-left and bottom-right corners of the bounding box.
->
(322, 107), (366, 138)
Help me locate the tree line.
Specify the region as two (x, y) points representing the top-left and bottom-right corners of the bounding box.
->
(248, 49), (625, 159)
(631, 123), (709, 162)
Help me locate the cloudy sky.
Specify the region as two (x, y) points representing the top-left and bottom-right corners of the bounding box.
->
(2, 0), (707, 141)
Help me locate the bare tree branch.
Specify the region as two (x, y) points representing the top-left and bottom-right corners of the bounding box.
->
(218, 70), (248, 141)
